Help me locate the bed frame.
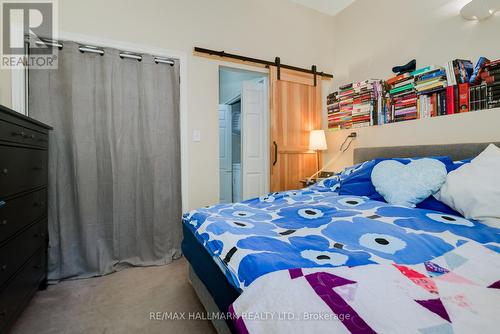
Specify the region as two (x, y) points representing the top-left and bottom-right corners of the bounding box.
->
(353, 142), (500, 164)
(188, 265), (232, 334)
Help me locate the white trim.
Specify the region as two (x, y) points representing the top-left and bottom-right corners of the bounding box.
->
(55, 32), (190, 212)
(260, 76), (270, 195)
(224, 93), (241, 105)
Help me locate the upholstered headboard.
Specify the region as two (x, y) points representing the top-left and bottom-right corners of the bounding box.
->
(353, 142), (500, 164)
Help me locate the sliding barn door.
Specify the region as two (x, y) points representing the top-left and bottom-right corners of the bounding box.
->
(269, 67), (322, 192)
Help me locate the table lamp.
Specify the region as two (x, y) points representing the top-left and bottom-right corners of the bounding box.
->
(309, 130), (328, 175)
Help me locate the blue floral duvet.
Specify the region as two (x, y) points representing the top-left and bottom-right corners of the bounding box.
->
(183, 184), (500, 291)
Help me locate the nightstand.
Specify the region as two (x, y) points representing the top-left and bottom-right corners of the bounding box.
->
(300, 179), (317, 187)
(300, 172), (336, 187)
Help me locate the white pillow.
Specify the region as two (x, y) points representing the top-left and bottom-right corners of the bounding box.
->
(434, 144), (500, 228)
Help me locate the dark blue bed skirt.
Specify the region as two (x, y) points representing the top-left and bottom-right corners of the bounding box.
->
(181, 224), (241, 320)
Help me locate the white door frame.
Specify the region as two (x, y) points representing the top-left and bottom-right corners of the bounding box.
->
(218, 104), (233, 203)
(14, 31), (190, 211)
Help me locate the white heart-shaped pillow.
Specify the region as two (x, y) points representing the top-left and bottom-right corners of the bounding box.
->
(371, 158), (448, 207)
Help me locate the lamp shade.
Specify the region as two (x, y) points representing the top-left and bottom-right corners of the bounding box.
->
(309, 130), (327, 151)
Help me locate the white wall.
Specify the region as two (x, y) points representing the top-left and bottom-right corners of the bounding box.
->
(0, 69), (12, 108)
(6, 0), (497, 205)
(325, 0), (500, 171)
(32, 0), (333, 210)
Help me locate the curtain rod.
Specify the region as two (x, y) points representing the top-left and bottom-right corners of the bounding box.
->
(79, 45), (105, 55)
(193, 47), (333, 79)
(29, 37), (175, 65)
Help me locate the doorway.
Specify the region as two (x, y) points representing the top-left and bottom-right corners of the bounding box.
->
(219, 67), (269, 203)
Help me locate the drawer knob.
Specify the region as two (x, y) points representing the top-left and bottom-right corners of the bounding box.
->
(1, 168), (7, 175)
(0, 220), (6, 225)
(1, 264), (6, 270)
(12, 131), (25, 137)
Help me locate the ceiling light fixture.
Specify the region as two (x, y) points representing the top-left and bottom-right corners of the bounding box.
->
(461, 0), (499, 21)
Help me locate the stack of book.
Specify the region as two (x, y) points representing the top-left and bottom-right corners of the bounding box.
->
(469, 57), (490, 85)
(386, 73), (417, 122)
(351, 80), (381, 128)
(482, 60), (500, 109)
(326, 92), (340, 129)
(469, 57), (490, 112)
(326, 57), (500, 130)
(469, 85), (488, 111)
(337, 83), (354, 129)
(466, 58), (500, 111)
(414, 66), (448, 117)
(380, 84), (393, 124)
(445, 59), (474, 113)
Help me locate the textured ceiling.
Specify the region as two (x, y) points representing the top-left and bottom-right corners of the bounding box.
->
(290, 0), (356, 16)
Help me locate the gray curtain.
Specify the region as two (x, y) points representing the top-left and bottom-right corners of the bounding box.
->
(29, 42), (182, 280)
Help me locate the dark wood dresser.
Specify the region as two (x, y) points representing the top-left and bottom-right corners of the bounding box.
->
(0, 105), (52, 333)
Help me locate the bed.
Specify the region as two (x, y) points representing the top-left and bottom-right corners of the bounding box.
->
(181, 142), (500, 334)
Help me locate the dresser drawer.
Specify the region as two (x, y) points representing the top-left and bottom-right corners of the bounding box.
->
(0, 249), (45, 332)
(0, 189), (46, 245)
(0, 220), (45, 289)
(0, 119), (48, 149)
(0, 146), (47, 198)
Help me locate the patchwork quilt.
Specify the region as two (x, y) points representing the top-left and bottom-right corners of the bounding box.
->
(182, 182), (500, 290)
(230, 242), (500, 334)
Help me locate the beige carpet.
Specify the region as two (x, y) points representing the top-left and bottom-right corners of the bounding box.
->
(9, 257), (216, 334)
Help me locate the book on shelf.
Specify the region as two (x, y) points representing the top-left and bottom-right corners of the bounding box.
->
(486, 59), (500, 68)
(458, 83), (470, 112)
(470, 57), (490, 85)
(454, 59), (474, 84)
(446, 86), (455, 115)
(483, 75), (500, 85)
(389, 83), (414, 95)
(477, 61), (500, 109)
(445, 61), (457, 86)
(410, 65), (438, 77)
(414, 66), (447, 118)
(481, 68), (500, 79)
(328, 80), (384, 129)
(386, 71), (417, 123)
(326, 58), (500, 130)
(415, 81), (447, 93)
(419, 69), (446, 82)
(386, 73), (410, 85)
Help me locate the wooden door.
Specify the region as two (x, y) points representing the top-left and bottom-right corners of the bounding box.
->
(269, 67), (322, 192)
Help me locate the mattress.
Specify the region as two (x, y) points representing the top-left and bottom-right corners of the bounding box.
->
(182, 185), (500, 291)
(181, 224), (241, 313)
